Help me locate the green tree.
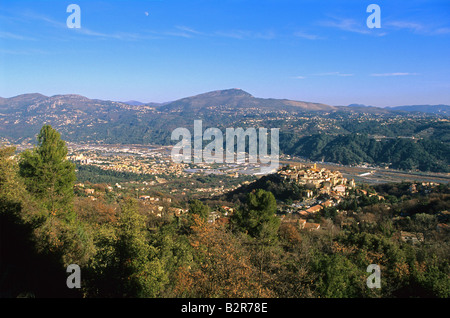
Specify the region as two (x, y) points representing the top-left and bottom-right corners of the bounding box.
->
(313, 253), (366, 298)
(0, 146), (83, 297)
(188, 199), (209, 220)
(114, 198), (166, 297)
(230, 189), (281, 294)
(232, 189), (280, 239)
(411, 213), (438, 244)
(19, 125), (76, 214)
(183, 199), (210, 232)
(17, 127), (93, 267)
(149, 222), (194, 297)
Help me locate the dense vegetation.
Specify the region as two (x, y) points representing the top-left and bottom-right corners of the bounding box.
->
(76, 165), (157, 184)
(1, 126), (449, 298)
(280, 133), (450, 172)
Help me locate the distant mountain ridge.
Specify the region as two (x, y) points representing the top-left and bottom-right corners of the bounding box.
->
(122, 100), (145, 106)
(159, 88), (336, 112)
(1, 89), (448, 173)
(0, 89), (448, 142)
(345, 103), (450, 115)
(388, 104), (450, 115)
(1, 89), (448, 115)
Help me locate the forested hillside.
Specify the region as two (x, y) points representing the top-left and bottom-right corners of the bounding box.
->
(280, 133), (450, 172)
(1, 126), (449, 298)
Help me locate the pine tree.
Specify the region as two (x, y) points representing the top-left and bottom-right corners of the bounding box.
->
(114, 198), (166, 297)
(231, 189), (280, 239)
(19, 125), (76, 214)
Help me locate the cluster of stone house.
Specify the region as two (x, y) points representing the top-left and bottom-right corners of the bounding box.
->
(279, 164), (355, 198)
(280, 164), (351, 186)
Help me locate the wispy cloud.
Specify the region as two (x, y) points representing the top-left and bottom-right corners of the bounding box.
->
(72, 28), (159, 41)
(214, 30), (248, 39)
(163, 25), (204, 38)
(0, 48), (49, 55)
(17, 11), (200, 40)
(175, 26), (203, 35)
(319, 17), (386, 37)
(385, 20), (450, 36)
(215, 29), (275, 40)
(314, 72), (354, 77)
(296, 72), (419, 79)
(371, 72), (419, 77)
(0, 31), (36, 41)
(22, 11), (66, 29)
(319, 18), (371, 35)
(151, 25), (276, 40)
(434, 27), (450, 35)
(6, 9), (279, 42)
(293, 31), (321, 40)
(385, 21), (425, 33)
(292, 72), (353, 80)
(15, 11), (158, 41)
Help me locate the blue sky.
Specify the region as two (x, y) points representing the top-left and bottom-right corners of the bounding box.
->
(0, 0), (449, 106)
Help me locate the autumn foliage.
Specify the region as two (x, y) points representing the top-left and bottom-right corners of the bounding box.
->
(174, 214), (273, 298)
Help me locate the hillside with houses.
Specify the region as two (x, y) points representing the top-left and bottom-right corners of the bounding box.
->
(1, 127), (449, 298)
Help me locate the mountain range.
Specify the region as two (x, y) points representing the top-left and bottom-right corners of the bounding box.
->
(0, 89), (449, 173)
(347, 103), (450, 115)
(1, 88), (448, 118)
(0, 88), (448, 143)
(155, 89), (336, 112)
(387, 104), (450, 115)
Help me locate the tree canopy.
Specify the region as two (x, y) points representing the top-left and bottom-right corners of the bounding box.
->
(19, 125), (76, 213)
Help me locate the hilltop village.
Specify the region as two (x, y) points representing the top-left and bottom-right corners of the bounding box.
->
(275, 164), (355, 230)
(66, 142), (445, 237)
(279, 163), (354, 194)
(71, 150), (383, 221)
